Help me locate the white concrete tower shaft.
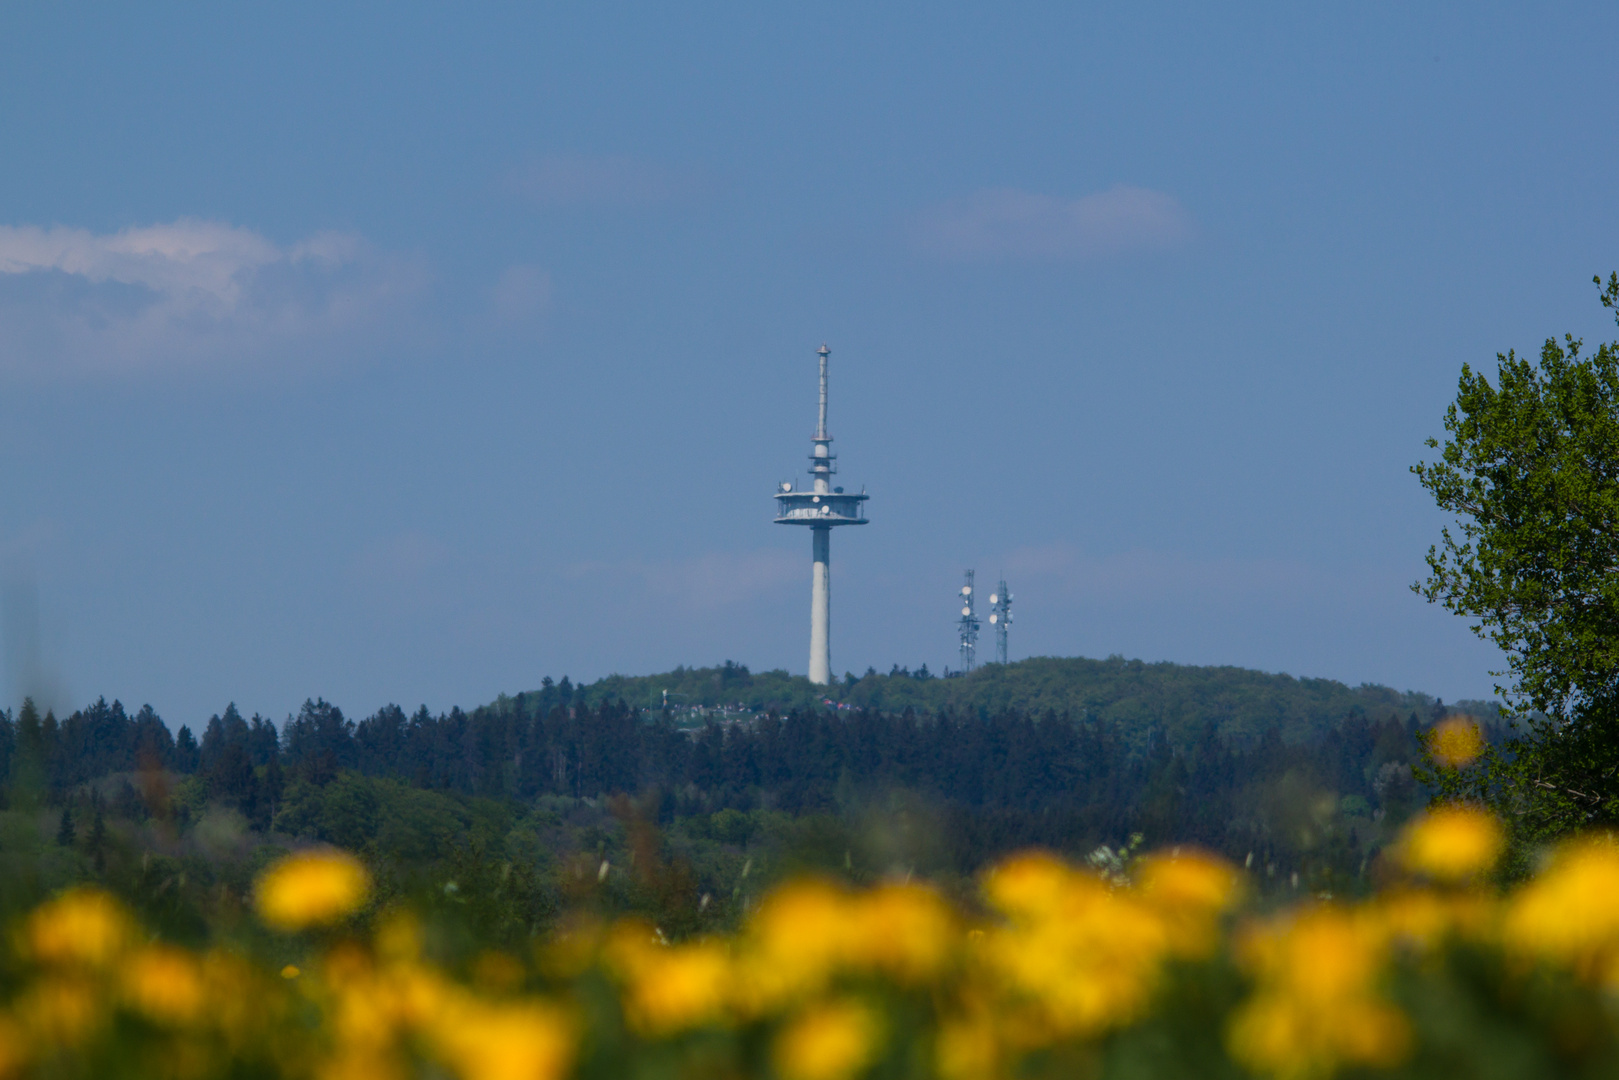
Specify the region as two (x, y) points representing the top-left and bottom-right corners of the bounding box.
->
(810, 525), (831, 683)
(774, 344), (868, 686)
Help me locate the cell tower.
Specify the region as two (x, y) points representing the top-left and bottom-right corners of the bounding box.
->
(774, 344), (869, 685)
(988, 577), (1013, 664)
(957, 570), (980, 672)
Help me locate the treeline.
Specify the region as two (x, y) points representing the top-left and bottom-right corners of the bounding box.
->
(0, 685), (1440, 875)
(573, 656), (1495, 749)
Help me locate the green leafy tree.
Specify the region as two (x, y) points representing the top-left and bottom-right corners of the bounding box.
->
(1413, 272), (1619, 836)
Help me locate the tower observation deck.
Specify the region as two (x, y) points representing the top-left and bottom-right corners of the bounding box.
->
(775, 344), (868, 685)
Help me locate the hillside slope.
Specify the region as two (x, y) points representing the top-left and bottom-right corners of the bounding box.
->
(511, 655), (1495, 749)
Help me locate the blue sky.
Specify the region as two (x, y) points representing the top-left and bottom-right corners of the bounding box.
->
(0, 3), (1614, 725)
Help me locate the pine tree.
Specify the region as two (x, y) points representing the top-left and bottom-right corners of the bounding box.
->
(56, 805), (74, 847)
(16, 697), (41, 753)
(173, 726), (201, 772)
(7, 697), (45, 801)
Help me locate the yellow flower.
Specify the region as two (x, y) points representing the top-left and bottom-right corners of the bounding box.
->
(1395, 805), (1503, 881)
(738, 880), (853, 1008)
(1230, 993), (1410, 1080)
(935, 1012), (1000, 1080)
(1429, 716), (1484, 767)
(316, 1048), (404, 1080)
(199, 949), (275, 1044)
(1136, 849), (1240, 956)
(1229, 907), (1409, 1078)
(1504, 836), (1619, 981)
(24, 887), (134, 967)
(122, 945), (205, 1025)
(428, 999), (575, 1080)
(15, 975), (103, 1046)
(982, 852), (1072, 920)
(323, 959), (404, 1053)
(255, 850), (372, 931)
(978, 857), (1172, 1037)
(847, 883), (957, 983)
(605, 923), (732, 1034)
(1374, 888), (1489, 952)
(0, 1015), (28, 1078)
(282, 965), (302, 979)
(773, 998), (883, 1080)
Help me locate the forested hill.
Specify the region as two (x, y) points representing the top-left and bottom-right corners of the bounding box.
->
(0, 655), (1502, 908)
(524, 656), (1497, 750)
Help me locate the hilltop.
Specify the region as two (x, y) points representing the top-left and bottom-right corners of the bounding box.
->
(500, 655), (1498, 750)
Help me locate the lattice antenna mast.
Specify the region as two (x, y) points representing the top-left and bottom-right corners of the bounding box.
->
(989, 577), (1013, 665)
(958, 570), (980, 672)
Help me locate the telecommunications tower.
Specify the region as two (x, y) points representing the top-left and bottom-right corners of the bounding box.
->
(988, 577), (1013, 664)
(774, 344), (868, 685)
(957, 570), (980, 672)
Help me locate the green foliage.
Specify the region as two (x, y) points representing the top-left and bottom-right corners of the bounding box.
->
(563, 655), (1469, 752)
(274, 772), (523, 860)
(1414, 272), (1619, 837)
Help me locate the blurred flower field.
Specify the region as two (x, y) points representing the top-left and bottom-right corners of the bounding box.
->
(3, 806), (1619, 1080)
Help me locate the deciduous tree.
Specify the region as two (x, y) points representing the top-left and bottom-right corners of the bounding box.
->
(1414, 273), (1619, 835)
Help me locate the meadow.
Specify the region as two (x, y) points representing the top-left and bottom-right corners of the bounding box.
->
(4, 794), (1618, 1080)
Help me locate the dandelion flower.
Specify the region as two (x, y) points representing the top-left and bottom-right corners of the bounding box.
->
(1396, 805), (1502, 881)
(848, 883), (957, 983)
(1429, 716), (1484, 767)
(123, 946), (205, 1025)
(16, 976), (103, 1045)
(980, 857), (1170, 1036)
(605, 925), (732, 1034)
(774, 998), (882, 1080)
(25, 888), (133, 968)
(739, 880), (853, 1007)
(982, 852), (1072, 920)
(1137, 849), (1240, 956)
(1229, 908), (1409, 1077)
(936, 1013), (999, 1080)
(1504, 837), (1619, 979)
(255, 850), (371, 931)
(429, 999), (575, 1080)
(0, 1016), (27, 1077)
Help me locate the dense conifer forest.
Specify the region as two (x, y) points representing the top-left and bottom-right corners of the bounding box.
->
(0, 657), (1492, 937)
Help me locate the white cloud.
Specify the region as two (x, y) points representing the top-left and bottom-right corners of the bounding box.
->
(0, 219), (426, 375)
(504, 153), (690, 207)
(914, 185), (1192, 260)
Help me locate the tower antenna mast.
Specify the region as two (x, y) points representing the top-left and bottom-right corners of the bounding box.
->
(958, 570), (980, 672)
(989, 576), (1013, 664)
(774, 344), (869, 685)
